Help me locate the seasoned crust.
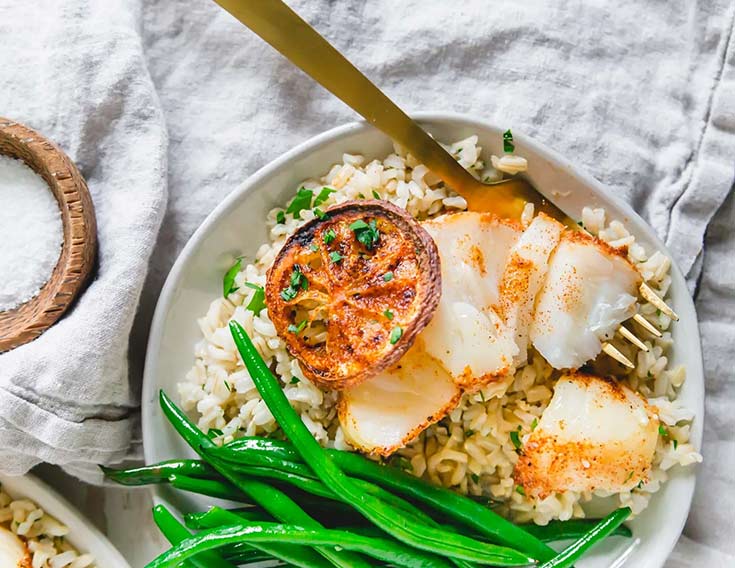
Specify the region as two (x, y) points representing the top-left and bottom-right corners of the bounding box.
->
(265, 200), (441, 390)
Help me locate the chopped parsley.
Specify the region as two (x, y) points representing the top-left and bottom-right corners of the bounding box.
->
(276, 210), (286, 224)
(658, 424), (669, 437)
(222, 257), (243, 297)
(372, 189), (381, 199)
(464, 429), (475, 438)
(290, 376), (301, 385)
(329, 251), (343, 264)
(223, 379), (232, 392)
(286, 187), (314, 219)
(323, 229), (337, 244)
(510, 429), (522, 451)
(389, 326), (403, 344)
(636, 480), (644, 489)
(313, 187), (336, 206)
(470, 473), (480, 484)
(383, 271), (394, 282)
(280, 266), (307, 301)
(357, 193), (366, 199)
(531, 418), (539, 431)
(624, 470), (635, 483)
(656, 309), (662, 317)
(515, 485), (526, 496)
(288, 320), (307, 334)
(503, 129), (515, 153)
(313, 207), (327, 219)
(383, 309), (394, 320)
(207, 428), (224, 440)
(243, 282), (266, 315)
(673, 439), (679, 450)
(391, 456), (413, 472)
(349, 218), (380, 249)
(309, 243), (319, 252)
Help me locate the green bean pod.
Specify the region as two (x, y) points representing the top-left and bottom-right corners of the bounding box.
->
(145, 522), (455, 568)
(229, 320), (535, 567)
(538, 508), (632, 568)
(101, 460), (217, 486)
(152, 504), (235, 568)
(523, 518), (632, 543)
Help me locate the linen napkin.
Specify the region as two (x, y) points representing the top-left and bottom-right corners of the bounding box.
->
(0, 0), (167, 479)
(1, 0), (733, 564)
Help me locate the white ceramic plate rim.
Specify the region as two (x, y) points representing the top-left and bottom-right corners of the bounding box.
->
(0, 473), (131, 567)
(143, 111), (704, 567)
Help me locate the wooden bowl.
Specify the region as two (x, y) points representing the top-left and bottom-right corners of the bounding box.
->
(0, 117), (96, 352)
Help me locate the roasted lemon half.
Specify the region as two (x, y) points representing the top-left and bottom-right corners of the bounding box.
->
(266, 200), (441, 390)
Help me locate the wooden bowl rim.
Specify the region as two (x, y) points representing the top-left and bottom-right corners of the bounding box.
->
(0, 117), (97, 353)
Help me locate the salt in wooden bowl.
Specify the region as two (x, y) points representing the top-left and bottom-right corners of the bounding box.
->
(0, 117), (96, 352)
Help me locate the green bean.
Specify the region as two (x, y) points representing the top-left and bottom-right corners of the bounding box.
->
(185, 508), (274, 530)
(538, 508), (632, 568)
(152, 504), (235, 568)
(168, 473), (248, 502)
(145, 522), (455, 568)
(212, 456), (440, 527)
(229, 320), (535, 566)
(160, 390), (372, 568)
(523, 518), (632, 543)
(101, 460), (217, 486)
(214, 437), (555, 561)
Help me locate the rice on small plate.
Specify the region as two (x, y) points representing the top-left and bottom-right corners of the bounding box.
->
(178, 134), (702, 526)
(0, 484), (93, 568)
(0, 474), (129, 568)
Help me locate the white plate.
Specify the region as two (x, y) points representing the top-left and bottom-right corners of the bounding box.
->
(0, 473), (131, 567)
(142, 112), (704, 567)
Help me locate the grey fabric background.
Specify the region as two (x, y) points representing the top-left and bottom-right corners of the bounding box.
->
(1, 0), (733, 564)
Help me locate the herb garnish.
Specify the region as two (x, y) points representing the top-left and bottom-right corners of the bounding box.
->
(280, 266), (307, 301)
(371, 190), (381, 199)
(383, 271), (394, 282)
(464, 429), (475, 438)
(383, 309), (394, 320)
(470, 473), (480, 484)
(531, 418), (538, 431)
(207, 428), (224, 439)
(290, 376), (301, 385)
(329, 251), (343, 264)
(323, 229), (337, 244)
(393, 457), (413, 472)
(313, 187), (336, 207)
(243, 282), (266, 315)
(389, 326), (403, 344)
(349, 219), (380, 250)
(510, 428), (522, 451)
(286, 187), (314, 219)
(309, 243), (319, 252)
(673, 439), (678, 450)
(503, 129), (515, 153)
(515, 485), (526, 496)
(288, 320), (307, 334)
(313, 207), (327, 220)
(658, 424), (669, 437)
(276, 210), (286, 224)
(223, 379), (232, 392)
(223, 257), (243, 297)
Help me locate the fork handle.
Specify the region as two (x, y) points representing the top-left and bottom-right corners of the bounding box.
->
(214, 0), (475, 192)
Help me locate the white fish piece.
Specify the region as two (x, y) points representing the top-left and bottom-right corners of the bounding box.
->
(530, 232), (641, 370)
(339, 346), (461, 456)
(514, 372), (659, 497)
(420, 212), (522, 390)
(499, 213), (565, 367)
(0, 527), (30, 568)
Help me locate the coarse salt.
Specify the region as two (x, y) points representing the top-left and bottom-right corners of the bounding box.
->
(0, 155), (63, 312)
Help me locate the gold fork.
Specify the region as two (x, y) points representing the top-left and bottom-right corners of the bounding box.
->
(213, 0), (677, 367)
